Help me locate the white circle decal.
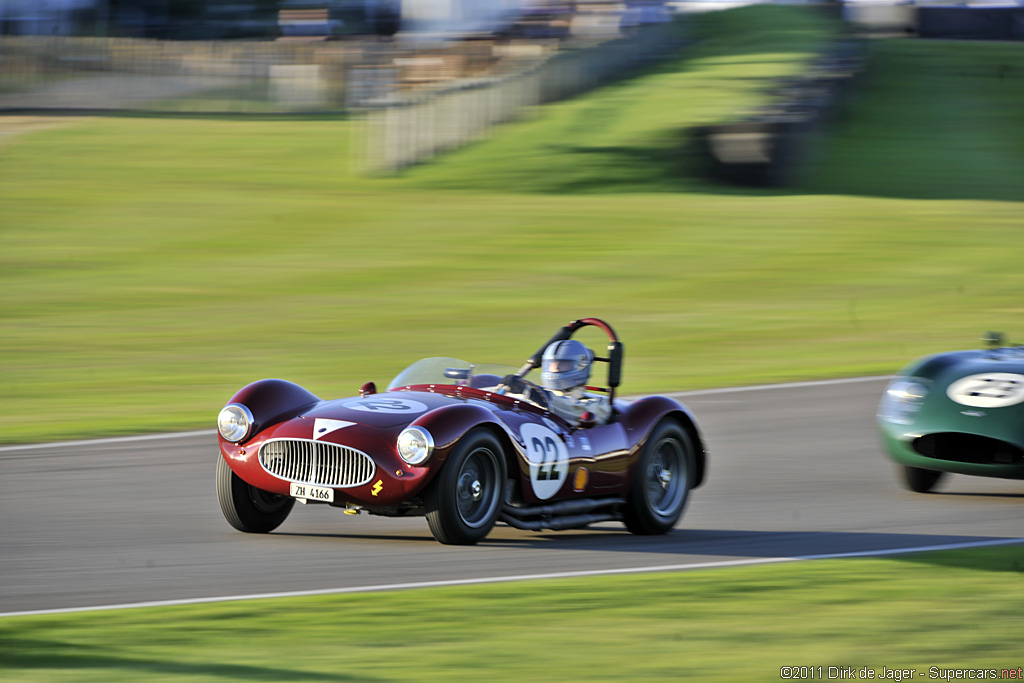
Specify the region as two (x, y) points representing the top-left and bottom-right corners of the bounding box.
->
(520, 423), (569, 500)
(341, 397), (428, 414)
(947, 373), (1024, 408)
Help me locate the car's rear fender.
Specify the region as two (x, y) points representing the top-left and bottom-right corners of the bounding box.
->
(226, 379), (321, 443)
(619, 396), (707, 488)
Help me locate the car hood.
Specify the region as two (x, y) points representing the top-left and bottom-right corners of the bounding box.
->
(299, 390), (466, 429)
(910, 349), (1024, 396)
(913, 348), (1024, 378)
(893, 349), (1024, 442)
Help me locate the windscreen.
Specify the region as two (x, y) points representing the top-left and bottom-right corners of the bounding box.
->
(386, 358), (518, 391)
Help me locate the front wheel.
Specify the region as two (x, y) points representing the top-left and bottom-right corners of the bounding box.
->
(216, 455), (295, 533)
(424, 430), (505, 545)
(623, 420), (694, 535)
(900, 465), (944, 493)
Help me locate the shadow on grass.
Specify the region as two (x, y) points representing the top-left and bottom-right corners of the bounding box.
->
(0, 637), (362, 681)
(887, 543), (1024, 575)
(530, 138), (700, 194)
(405, 26), (1024, 203)
(658, 40), (1024, 204)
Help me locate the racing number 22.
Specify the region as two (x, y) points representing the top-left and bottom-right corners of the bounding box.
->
(531, 436), (562, 481)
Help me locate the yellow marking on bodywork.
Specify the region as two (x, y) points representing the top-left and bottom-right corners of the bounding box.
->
(371, 479), (383, 496)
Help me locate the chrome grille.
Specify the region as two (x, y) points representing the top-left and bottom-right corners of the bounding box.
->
(259, 439), (375, 488)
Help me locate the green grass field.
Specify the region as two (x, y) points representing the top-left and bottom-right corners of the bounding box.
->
(2, 7), (1024, 445)
(2, 545), (1023, 681)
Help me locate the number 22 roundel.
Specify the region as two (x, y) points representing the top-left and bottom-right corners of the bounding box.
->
(519, 423), (570, 500)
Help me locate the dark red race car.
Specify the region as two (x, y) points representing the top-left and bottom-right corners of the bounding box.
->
(216, 318), (708, 544)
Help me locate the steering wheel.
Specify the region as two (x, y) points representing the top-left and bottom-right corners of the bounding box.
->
(495, 374), (549, 410)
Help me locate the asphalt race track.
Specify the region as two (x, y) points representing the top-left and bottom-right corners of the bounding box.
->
(2, 377), (1022, 615)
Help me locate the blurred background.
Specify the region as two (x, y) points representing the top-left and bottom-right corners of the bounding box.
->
(0, 1), (680, 117)
(2, 0), (1023, 444)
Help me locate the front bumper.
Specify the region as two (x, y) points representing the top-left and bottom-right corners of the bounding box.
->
(220, 424), (438, 506)
(878, 426), (1024, 480)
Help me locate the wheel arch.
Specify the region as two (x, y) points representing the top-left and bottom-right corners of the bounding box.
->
(423, 420), (508, 545)
(225, 379), (321, 443)
(470, 421), (520, 482)
(672, 411), (707, 489)
(621, 396), (707, 489)
(411, 403), (516, 479)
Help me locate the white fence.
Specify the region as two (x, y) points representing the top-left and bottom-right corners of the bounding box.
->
(357, 20), (688, 174)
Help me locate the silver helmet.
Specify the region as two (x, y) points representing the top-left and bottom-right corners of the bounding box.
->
(541, 339), (593, 391)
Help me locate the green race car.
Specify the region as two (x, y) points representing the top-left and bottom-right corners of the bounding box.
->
(878, 332), (1024, 492)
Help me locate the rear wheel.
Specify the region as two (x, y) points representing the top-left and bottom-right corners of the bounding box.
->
(900, 465), (944, 493)
(425, 430), (505, 545)
(623, 420), (694, 535)
(216, 455), (295, 533)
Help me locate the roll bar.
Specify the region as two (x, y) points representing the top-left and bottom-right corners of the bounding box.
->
(517, 318), (624, 402)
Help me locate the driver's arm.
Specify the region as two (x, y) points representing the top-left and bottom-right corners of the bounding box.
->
(499, 374), (527, 395)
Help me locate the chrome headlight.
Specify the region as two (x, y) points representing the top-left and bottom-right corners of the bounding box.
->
(397, 426), (434, 466)
(878, 378), (930, 425)
(218, 403), (254, 443)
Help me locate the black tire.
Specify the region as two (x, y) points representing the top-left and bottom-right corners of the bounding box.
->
(216, 455), (295, 533)
(424, 430), (505, 545)
(900, 465), (944, 493)
(623, 420), (694, 535)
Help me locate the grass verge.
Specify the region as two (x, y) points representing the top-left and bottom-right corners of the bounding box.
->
(2, 545), (1023, 681)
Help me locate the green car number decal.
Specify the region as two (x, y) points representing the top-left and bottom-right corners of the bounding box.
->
(947, 373), (1024, 408)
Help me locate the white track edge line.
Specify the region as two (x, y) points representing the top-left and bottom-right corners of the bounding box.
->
(2, 537), (1020, 619)
(664, 375), (892, 398)
(0, 429), (216, 453)
(0, 376), (893, 453)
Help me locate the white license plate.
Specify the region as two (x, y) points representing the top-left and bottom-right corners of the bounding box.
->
(289, 482), (334, 503)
